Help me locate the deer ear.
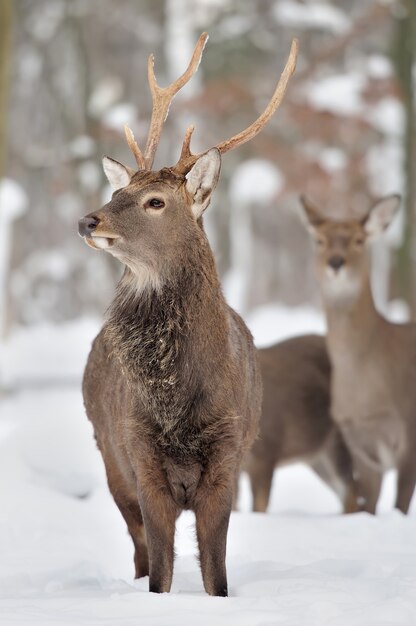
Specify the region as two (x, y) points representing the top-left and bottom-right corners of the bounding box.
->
(299, 194), (326, 231)
(363, 194), (401, 237)
(185, 149), (221, 219)
(102, 156), (135, 191)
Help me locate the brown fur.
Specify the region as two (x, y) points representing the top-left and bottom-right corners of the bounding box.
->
(301, 195), (416, 514)
(80, 162), (261, 595)
(244, 335), (358, 513)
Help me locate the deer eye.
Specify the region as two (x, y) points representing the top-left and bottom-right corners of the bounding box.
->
(354, 237), (364, 246)
(315, 237), (325, 247)
(146, 198), (165, 209)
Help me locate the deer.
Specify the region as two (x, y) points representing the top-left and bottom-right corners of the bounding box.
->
(78, 33), (298, 596)
(244, 334), (359, 513)
(299, 193), (416, 514)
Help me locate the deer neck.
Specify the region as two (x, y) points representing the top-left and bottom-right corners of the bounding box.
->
(105, 231), (228, 392)
(323, 270), (382, 360)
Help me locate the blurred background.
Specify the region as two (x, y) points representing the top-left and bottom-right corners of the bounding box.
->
(0, 3), (415, 616)
(0, 0), (414, 500)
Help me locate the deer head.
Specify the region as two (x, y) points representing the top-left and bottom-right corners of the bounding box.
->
(78, 33), (298, 291)
(300, 194), (401, 300)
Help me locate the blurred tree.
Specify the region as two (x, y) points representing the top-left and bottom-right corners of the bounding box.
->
(0, 0), (12, 179)
(393, 0), (416, 312)
(3, 0), (413, 326)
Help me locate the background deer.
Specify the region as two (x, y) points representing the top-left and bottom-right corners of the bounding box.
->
(78, 33), (298, 596)
(300, 194), (416, 514)
(244, 335), (358, 513)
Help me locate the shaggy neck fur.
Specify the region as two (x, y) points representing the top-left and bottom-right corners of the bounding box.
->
(105, 232), (230, 460)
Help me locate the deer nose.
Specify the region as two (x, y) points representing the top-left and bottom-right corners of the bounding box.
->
(78, 216), (100, 237)
(328, 255), (345, 271)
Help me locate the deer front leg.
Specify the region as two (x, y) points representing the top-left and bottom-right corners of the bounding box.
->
(353, 456), (382, 514)
(137, 472), (177, 593)
(194, 471), (233, 597)
(396, 450), (416, 514)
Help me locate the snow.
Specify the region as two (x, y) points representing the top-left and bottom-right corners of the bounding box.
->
(0, 178), (28, 222)
(88, 78), (124, 118)
(229, 159), (284, 204)
(307, 73), (366, 117)
(0, 317), (99, 387)
(102, 103), (137, 131)
(0, 179), (29, 338)
(273, 1), (350, 34)
(1, 314), (415, 624)
(68, 136), (96, 159)
(367, 98), (404, 137)
(366, 55), (394, 81)
(317, 147), (347, 173)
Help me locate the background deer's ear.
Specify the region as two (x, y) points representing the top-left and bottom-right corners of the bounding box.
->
(299, 195), (326, 232)
(102, 156), (135, 191)
(363, 194), (401, 237)
(185, 149), (221, 219)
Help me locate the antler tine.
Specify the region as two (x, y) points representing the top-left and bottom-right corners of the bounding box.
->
(143, 32), (209, 170)
(175, 38), (299, 175)
(179, 125), (195, 161)
(216, 38), (298, 155)
(124, 125), (146, 170)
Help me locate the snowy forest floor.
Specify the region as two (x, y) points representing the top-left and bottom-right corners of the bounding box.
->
(1, 309), (415, 625)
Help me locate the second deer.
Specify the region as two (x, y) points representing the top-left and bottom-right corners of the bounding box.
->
(300, 194), (416, 514)
(245, 334), (358, 513)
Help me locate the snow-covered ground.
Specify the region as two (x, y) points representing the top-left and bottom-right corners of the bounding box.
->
(1, 311), (415, 625)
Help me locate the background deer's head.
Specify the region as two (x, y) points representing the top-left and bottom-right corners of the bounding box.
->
(300, 194), (401, 301)
(78, 33), (298, 292)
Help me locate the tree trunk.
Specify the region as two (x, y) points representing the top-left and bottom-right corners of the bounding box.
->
(0, 0), (12, 180)
(393, 0), (416, 314)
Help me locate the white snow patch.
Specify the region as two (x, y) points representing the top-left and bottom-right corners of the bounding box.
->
(247, 303), (325, 348)
(367, 54), (394, 80)
(308, 73), (366, 117)
(1, 317), (100, 387)
(88, 78), (124, 118)
(0, 178), (28, 222)
(229, 159), (284, 204)
(367, 97), (404, 136)
(68, 135), (96, 159)
(317, 147), (347, 172)
(77, 160), (102, 193)
(274, 0), (350, 34)
(0, 318), (415, 623)
(366, 140), (404, 200)
(102, 103), (137, 131)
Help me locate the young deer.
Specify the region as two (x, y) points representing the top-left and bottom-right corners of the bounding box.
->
(78, 33), (298, 595)
(300, 194), (416, 514)
(245, 335), (358, 513)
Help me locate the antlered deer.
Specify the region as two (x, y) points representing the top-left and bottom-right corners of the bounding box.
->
(300, 194), (416, 514)
(78, 33), (298, 595)
(245, 335), (358, 513)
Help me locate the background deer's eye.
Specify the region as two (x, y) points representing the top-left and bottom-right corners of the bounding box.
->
(354, 237), (364, 246)
(316, 237), (325, 247)
(146, 198), (165, 209)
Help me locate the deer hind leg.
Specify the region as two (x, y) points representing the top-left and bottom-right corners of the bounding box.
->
(245, 455), (275, 513)
(310, 431), (360, 514)
(353, 456), (383, 514)
(103, 454), (149, 579)
(395, 450), (416, 514)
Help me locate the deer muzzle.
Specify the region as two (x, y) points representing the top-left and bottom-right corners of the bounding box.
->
(78, 216), (120, 250)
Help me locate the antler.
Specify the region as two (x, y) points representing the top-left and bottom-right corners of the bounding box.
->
(124, 35), (298, 173)
(124, 32), (208, 171)
(175, 38), (299, 175)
